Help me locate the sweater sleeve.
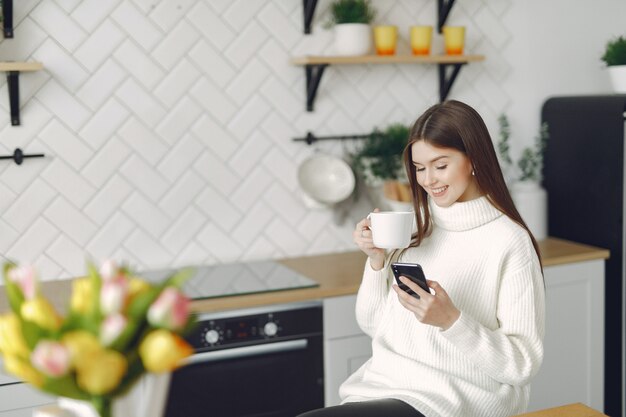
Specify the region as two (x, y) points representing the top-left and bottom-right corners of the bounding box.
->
(354, 258), (392, 338)
(441, 259), (545, 386)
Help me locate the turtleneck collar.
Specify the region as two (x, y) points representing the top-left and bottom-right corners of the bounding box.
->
(429, 196), (503, 232)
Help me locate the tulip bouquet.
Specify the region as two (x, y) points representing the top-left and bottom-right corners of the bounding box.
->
(0, 261), (196, 417)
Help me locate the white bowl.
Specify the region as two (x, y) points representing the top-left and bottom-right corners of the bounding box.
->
(297, 154), (356, 205)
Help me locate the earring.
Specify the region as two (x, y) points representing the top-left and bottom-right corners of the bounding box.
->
(471, 169), (475, 176)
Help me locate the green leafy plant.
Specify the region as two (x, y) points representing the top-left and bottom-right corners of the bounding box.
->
(351, 123), (409, 184)
(601, 35), (626, 66)
(498, 114), (549, 182)
(326, 0), (376, 27)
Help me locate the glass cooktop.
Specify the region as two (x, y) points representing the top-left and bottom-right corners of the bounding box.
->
(140, 260), (319, 300)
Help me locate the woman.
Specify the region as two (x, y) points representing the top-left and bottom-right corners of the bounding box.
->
(299, 100), (545, 417)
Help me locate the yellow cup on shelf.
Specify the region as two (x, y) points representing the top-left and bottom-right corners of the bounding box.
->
(443, 26), (465, 55)
(410, 25), (433, 55)
(373, 25), (398, 56)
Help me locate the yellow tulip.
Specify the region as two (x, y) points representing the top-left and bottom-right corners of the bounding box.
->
(20, 297), (62, 331)
(128, 277), (151, 301)
(139, 329), (193, 373)
(0, 313), (29, 358)
(61, 331), (101, 369)
(70, 277), (94, 314)
(75, 348), (127, 395)
(4, 354), (45, 387)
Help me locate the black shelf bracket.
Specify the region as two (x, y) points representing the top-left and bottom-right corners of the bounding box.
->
(305, 64), (328, 111)
(6, 70), (22, 126)
(3, 0), (14, 38)
(437, 0), (456, 33)
(303, 0), (318, 34)
(438, 63), (464, 102)
(0, 148), (45, 165)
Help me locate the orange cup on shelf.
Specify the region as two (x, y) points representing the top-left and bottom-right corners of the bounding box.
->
(373, 25), (398, 55)
(443, 26), (465, 55)
(410, 25), (433, 55)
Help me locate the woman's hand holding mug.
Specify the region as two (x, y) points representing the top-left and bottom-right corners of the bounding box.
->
(354, 209), (414, 271)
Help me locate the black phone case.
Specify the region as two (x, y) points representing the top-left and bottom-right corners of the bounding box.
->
(391, 262), (429, 298)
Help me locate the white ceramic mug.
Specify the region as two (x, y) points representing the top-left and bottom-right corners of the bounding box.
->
(367, 211), (414, 249)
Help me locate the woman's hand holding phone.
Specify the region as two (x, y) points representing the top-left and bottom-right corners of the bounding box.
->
(391, 263), (460, 330)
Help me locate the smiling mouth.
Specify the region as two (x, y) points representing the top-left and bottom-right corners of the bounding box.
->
(431, 186), (448, 196)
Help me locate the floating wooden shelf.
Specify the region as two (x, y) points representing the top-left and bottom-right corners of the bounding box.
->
(290, 54), (485, 111)
(0, 62), (44, 126)
(0, 62), (44, 72)
(290, 54), (484, 65)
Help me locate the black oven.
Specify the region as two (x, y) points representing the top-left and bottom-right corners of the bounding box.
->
(163, 301), (324, 417)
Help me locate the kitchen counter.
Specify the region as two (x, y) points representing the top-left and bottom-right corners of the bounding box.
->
(0, 237), (609, 314)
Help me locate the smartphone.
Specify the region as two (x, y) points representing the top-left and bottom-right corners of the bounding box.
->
(391, 262), (429, 299)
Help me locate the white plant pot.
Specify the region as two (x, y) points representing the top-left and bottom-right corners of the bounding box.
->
(608, 65), (626, 93)
(510, 180), (548, 241)
(334, 23), (372, 56)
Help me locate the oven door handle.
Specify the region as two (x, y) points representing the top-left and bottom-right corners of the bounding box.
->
(182, 339), (308, 365)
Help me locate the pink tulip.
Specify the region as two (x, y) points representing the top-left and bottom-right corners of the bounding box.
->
(31, 341), (71, 378)
(147, 287), (190, 331)
(100, 313), (128, 346)
(100, 276), (129, 315)
(8, 265), (38, 300)
(99, 260), (119, 281)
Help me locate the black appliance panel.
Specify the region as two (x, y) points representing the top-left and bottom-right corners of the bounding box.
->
(542, 95), (626, 417)
(164, 303), (324, 417)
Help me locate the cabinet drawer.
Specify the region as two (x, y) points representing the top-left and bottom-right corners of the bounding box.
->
(323, 295), (362, 340)
(0, 383), (55, 412)
(324, 334), (372, 407)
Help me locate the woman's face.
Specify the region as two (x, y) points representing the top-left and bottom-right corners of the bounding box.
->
(411, 140), (481, 207)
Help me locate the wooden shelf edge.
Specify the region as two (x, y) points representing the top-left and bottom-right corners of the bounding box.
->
(0, 62), (44, 72)
(290, 54), (485, 66)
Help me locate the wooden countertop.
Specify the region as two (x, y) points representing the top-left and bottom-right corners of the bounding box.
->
(0, 238), (609, 315)
(514, 403), (607, 417)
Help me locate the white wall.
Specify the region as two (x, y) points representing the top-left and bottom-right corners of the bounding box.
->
(505, 0), (626, 156)
(0, 0), (623, 280)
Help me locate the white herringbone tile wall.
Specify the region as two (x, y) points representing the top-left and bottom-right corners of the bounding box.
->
(0, 0), (514, 280)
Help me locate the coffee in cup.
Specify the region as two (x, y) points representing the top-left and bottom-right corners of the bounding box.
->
(367, 211), (414, 249)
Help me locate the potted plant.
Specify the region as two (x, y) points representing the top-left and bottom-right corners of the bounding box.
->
(326, 0), (376, 56)
(601, 35), (626, 93)
(497, 114), (550, 240)
(0, 260), (195, 417)
(351, 123), (411, 210)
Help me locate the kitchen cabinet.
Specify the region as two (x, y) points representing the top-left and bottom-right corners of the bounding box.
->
(0, 366), (55, 416)
(528, 258), (605, 412)
(323, 294), (372, 407)
(0, 365), (160, 417)
(322, 259), (605, 412)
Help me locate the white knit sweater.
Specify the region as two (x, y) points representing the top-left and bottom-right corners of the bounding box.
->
(339, 196), (545, 417)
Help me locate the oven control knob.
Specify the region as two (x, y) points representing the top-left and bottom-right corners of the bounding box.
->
(263, 321), (278, 337)
(205, 329), (220, 344)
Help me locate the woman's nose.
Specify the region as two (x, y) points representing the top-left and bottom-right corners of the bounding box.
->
(423, 169), (436, 186)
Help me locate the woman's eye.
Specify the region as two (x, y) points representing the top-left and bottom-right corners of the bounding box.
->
(436, 165), (447, 170)
(415, 167), (425, 172)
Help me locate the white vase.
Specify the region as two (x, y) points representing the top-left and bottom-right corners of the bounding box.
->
(334, 23), (372, 56)
(608, 65), (626, 93)
(510, 180), (548, 240)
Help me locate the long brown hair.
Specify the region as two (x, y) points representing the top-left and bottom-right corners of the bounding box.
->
(403, 100), (542, 265)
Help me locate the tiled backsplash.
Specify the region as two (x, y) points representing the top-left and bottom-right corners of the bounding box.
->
(0, 0), (512, 280)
